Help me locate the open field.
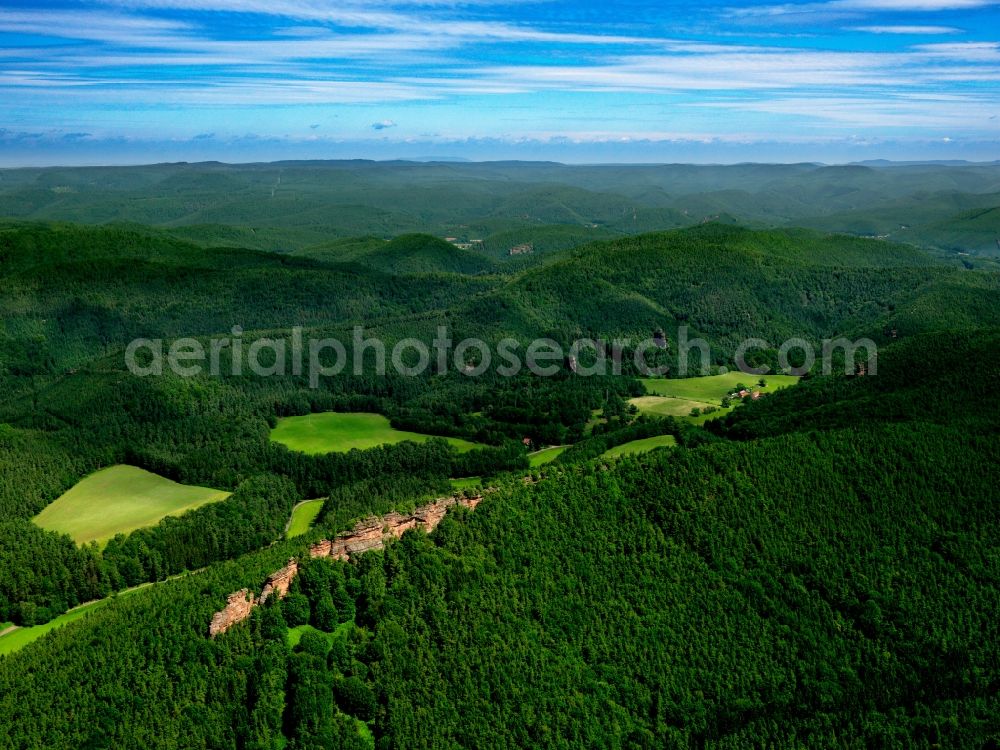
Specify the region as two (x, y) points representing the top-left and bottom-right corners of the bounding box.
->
(33, 465), (231, 546)
(633, 373), (801, 423)
(0, 572), (195, 657)
(286, 499), (325, 539)
(0, 600), (109, 657)
(640, 373), (800, 404)
(528, 446), (568, 467)
(602, 435), (677, 459)
(271, 412), (483, 455)
(628, 396), (717, 419)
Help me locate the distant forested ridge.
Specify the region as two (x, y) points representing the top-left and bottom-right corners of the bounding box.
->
(1, 160), (998, 255)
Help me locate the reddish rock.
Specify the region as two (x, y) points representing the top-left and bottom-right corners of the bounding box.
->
(259, 559), (299, 605)
(309, 495), (482, 563)
(209, 589), (255, 638)
(212, 494), (483, 637)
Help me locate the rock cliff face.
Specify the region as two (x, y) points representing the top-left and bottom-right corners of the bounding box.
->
(209, 494), (482, 637)
(309, 495), (482, 562)
(209, 589), (255, 638)
(259, 559), (299, 605)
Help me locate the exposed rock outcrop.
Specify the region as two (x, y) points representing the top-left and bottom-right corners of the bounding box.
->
(309, 495), (482, 562)
(259, 559), (299, 605)
(209, 559), (298, 638)
(209, 589), (255, 638)
(209, 494), (482, 637)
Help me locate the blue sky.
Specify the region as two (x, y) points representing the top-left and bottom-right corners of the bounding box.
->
(0, 0), (998, 164)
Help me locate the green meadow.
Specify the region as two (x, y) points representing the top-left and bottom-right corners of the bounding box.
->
(0, 600), (109, 657)
(639, 372), (800, 402)
(33, 465), (231, 546)
(286, 621), (354, 650)
(528, 446), (568, 467)
(602, 435), (677, 459)
(629, 396), (714, 419)
(270, 412), (483, 455)
(633, 373), (800, 423)
(286, 499), (326, 539)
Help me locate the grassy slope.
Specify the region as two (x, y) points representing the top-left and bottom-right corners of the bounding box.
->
(528, 446), (568, 467)
(631, 373), (800, 422)
(601, 434), (677, 458)
(0, 600), (108, 657)
(629, 396), (717, 419)
(285, 499), (325, 539)
(270, 412), (483, 455)
(32, 465), (231, 546)
(640, 372), (800, 402)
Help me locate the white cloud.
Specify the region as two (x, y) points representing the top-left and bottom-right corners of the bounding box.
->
(97, 0), (654, 44)
(728, 0), (998, 23)
(693, 93), (1000, 129)
(833, 0), (994, 9)
(852, 25), (962, 33)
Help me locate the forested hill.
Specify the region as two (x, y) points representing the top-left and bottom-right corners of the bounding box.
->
(1, 214), (999, 748)
(330, 234), (498, 276)
(0, 335), (997, 748)
(8, 219), (999, 382)
(712, 329), (1000, 439)
(454, 224), (1000, 349)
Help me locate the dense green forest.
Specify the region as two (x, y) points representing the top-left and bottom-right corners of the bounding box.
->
(0, 177), (998, 749)
(0, 332), (998, 748)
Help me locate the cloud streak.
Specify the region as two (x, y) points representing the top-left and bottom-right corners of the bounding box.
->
(0, 0), (998, 160)
(852, 24), (962, 33)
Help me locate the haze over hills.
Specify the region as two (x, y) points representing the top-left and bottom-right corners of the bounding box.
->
(1, 160), (998, 256)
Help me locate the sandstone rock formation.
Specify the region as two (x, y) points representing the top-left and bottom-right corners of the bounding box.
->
(259, 558), (299, 605)
(210, 495), (482, 637)
(209, 589), (255, 638)
(309, 495), (481, 562)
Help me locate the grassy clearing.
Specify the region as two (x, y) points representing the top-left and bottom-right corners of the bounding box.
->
(286, 499), (325, 539)
(0, 599), (108, 657)
(602, 435), (677, 459)
(286, 621), (353, 650)
(0, 570), (192, 657)
(450, 476), (483, 491)
(633, 373), (800, 423)
(528, 446), (568, 467)
(33, 465), (231, 546)
(629, 396), (714, 418)
(640, 372), (800, 404)
(271, 412), (483, 455)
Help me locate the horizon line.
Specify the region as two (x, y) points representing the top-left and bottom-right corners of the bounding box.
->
(3, 157), (999, 170)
